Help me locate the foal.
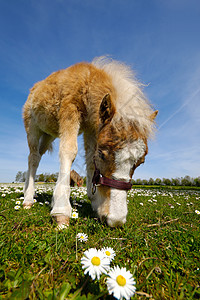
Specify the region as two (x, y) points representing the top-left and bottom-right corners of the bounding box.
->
(23, 57), (157, 228)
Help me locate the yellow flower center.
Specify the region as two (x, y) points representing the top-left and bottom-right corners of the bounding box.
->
(105, 250), (111, 256)
(116, 275), (126, 286)
(80, 236), (84, 239)
(91, 256), (101, 266)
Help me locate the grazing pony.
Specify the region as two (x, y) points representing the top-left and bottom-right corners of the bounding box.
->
(23, 57), (158, 228)
(70, 170), (84, 187)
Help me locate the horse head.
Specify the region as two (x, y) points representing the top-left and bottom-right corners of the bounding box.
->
(91, 94), (158, 227)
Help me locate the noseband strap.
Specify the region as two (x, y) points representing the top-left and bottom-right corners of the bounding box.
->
(92, 160), (132, 194)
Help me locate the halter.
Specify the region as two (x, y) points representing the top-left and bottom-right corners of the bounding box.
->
(92, 159), (132, 194)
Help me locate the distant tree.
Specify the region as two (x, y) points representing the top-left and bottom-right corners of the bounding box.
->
(48, 173), (58, 182)
(22, 172), (27, 182)
(15, 171), (23, 182)
(148, 178), (154, 185)
(131, 179), (136, 185)
(38, 173), (45, 182)
(50, 173), (58, 182)
(135, 178), (142, 185)
(162, 178), (171, 186)
(141, 179), (148, 185)
(54, 172), (59, 181)
(194, 177), (200, 187)
(15, 171), (27, 182)
(171, 178), (180, 186)
(154, 178), (161, 185)
(181, 176), (192, 186)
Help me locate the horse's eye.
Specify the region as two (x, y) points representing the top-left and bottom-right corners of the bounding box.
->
(98, 149), (105, 161)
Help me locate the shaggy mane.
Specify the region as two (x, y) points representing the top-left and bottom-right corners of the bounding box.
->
(92, 56), (156, 138)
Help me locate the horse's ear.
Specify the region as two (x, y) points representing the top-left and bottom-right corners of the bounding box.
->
(149, 110), (158, 121)
(99, 94), (115, 125)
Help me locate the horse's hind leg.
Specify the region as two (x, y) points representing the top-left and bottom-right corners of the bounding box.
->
(23, 131), (55, 208)
(23, 126), (42, 208)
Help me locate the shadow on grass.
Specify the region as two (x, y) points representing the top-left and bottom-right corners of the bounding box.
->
(35, 192), (97, 220)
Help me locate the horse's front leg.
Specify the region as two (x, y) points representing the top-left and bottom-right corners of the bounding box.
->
(51, 129), (78, 229)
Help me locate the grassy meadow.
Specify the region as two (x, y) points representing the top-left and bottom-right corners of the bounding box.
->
(0, 183), (199, 299)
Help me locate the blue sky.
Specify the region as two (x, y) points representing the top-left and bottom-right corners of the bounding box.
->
(0, 0), (200, 182)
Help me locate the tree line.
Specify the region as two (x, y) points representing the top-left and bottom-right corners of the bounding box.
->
(15, 172), (200, 187)
(15, 171), (59, 183)
(132, 175), (200, 187)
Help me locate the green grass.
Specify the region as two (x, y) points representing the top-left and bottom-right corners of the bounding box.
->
(0, 184), (200, 299)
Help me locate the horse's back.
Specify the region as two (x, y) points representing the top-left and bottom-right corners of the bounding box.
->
(23, 62), (114, 137)
(23, 64), (89, 136)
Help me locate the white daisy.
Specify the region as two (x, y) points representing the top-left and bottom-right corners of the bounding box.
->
(195, 209), (200, 215)
(101, 247), (116, 262)
(71, 211), (79, 218)
(15, 200), (21, 205)
(81, 248), (110, 280)
(107, 265), (136, 300)
(14, 205), (20, 210)
(77, 233), (88, 242)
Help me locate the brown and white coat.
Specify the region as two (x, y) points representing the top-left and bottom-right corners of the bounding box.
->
(23, 57), (158, 228)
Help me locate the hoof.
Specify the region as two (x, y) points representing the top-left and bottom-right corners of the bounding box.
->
(23, 203), (33, 209)
(56, 224), (69, 230)
(53, 215), (70, 230)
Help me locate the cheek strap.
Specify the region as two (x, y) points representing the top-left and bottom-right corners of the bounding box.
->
(92, 159), (132, 194)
